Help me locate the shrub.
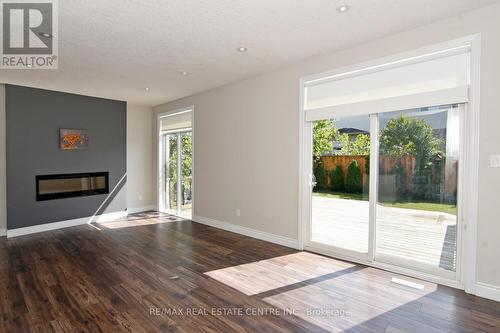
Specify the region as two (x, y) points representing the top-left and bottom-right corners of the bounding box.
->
(330, 165), (344, 191)
(393, 162), (408, 199)
(314, 161), (327, 191)
(412, 163), (432, 200)
(364, 155), (370, 175)
(345, 160), (362, 193)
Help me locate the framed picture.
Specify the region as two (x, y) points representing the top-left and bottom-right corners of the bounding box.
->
(59, 129), (89, 150)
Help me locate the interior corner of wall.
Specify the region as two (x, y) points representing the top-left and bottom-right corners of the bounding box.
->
(0, 84), (6, 231)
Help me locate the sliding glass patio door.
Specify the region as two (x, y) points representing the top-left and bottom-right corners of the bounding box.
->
(159, 109), (193, 219)
(161, 130), (193, 218)
(302, 45), (471, 282)
(310, 115), (371, 258)
(375, 105), (460, 277)
(307, 104), (462, 278)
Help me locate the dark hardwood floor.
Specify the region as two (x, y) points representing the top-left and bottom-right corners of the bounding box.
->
(1, 211), (499, 333)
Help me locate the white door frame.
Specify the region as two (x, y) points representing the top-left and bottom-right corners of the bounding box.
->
(298, 35), (481, 293)
(156, 106), (195, 218)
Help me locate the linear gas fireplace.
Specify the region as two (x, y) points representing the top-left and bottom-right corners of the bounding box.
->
(36, 172), (109, 201)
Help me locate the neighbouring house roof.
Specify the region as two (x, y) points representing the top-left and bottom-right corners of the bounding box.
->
(338, 128), (369, 135)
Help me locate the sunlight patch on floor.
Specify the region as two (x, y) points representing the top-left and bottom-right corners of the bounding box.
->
(96, 213), (186, 229)
(206, 250), (439, 331)
(261, 265), (437, 331)
(204, 252), (357, 296)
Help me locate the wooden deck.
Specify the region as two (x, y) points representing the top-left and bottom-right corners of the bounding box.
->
(312, 196), (457, 271)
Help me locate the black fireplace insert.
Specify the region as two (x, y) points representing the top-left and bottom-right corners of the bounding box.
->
(36, 172), (109, 201)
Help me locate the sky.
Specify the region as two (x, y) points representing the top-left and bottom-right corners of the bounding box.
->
(333, 106), (451, 132)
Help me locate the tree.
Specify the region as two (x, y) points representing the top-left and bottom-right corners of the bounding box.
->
(379, 115), (441, 164)
(167, 135), (178, 207)
(380, 115), (442, 200)
(314, 161), (327, 191)
(313, 120), (338, 160)
(330, 165), (344, 191)
(181, 133), (193, 201)
(166, 132), (193, 207)
(338, 133), (370, 156)
(345, 160), (362, 193)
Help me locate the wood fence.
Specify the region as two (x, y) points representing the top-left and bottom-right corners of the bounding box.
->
(320, 155), (370, 190)
(318, 154), (457, 199)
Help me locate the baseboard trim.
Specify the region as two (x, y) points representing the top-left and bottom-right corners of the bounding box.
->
(192, 214), (299, 249)
(476, 282), (500, 302)
(127, 205), (157, 214)
(7, 216), (99, 238)
(0, 228), (5, 237)
(6, 210), (129, 238)
(6, 206), (160, 238)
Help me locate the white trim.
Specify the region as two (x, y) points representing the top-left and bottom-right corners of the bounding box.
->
(302, 38), (473, 85)
(161, 127), (192, 135)
(297, 78), (306, 250)
(461, 35), (481, 295)
(375, 252), (457, 281)
(6, 210), (128, 238)
(375, 261), (462, 290)
(176, 132), (182, 213)
(7, 218), (90, 238)
(306, 241), (368, 262)
(127, 205), (156, 214)
(368, 114), (378, 261)
(304, 86), (468, 121)
(6, 206), (159, 238)
(156, 110), (161, 211)
(476, 282), (500, 302)
(305, 244), (463, 290)
(455, 104), (466, 287)
(158, 109), (192, 118)
(298, 34), (481, 292)
(193, 214), (299, 249)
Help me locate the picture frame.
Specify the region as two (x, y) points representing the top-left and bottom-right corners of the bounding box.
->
(59, 129), (89, 150)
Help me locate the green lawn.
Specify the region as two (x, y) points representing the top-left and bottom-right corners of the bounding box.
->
(313, 191), (457, 215)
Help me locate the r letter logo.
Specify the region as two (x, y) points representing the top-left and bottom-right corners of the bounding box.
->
(1, 0), (58, 69)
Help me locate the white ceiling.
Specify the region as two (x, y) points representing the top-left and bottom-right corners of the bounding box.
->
(1, 0), (498, 106)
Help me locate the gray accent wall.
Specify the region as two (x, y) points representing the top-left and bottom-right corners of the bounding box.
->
(6, 85), (126, 229)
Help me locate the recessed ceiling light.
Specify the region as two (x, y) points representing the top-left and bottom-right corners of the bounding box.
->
(237, 47), (247, 52)
(144, 87), (150, 91)
(336, 5), (349, 13)
(38, 32), (52, 38)
(181, 71), (189, 76)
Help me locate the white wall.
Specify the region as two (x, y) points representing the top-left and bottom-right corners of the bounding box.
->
(154, 3), (500, 289)
(0, 84), (6, 236)
(127, 104), (155, 210)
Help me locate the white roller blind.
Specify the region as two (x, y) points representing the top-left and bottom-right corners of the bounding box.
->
(304, 50), (470, 121)
(160, 111), (192, 132)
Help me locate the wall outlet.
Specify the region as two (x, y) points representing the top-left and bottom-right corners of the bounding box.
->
(138, 195), (143, 201)
(236, 209), (241, 217)
(490, 154), (500, 168)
